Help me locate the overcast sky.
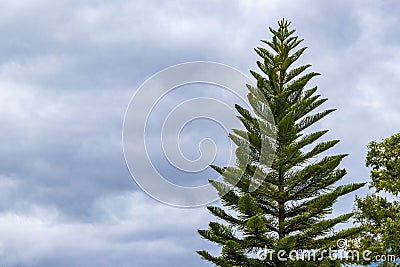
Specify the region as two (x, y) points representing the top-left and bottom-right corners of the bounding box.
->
(1, 0), (400, 266)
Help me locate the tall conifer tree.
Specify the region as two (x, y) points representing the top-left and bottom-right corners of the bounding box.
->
(197, 19), (365, 267)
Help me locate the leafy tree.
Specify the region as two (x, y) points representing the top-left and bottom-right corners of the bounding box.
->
(365, 132), (400, 195)
(197, 19), (365, 267)
(353, 132), (400, 266)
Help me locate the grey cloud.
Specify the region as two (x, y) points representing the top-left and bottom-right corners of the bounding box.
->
(0, 192), (216, 267)
(0, 0), (399, 266)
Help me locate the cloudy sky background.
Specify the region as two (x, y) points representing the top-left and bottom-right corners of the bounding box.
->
(1, 0), (400, 266)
